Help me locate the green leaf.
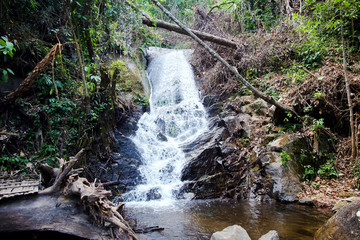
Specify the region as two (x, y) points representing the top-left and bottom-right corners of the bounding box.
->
(6, 68), (14, 75)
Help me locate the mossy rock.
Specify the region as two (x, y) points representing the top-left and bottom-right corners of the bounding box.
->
(315, 201), (360, 240)
(103, 57), (150, 108)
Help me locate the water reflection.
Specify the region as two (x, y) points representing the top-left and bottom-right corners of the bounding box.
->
(124, 199), (330, 240)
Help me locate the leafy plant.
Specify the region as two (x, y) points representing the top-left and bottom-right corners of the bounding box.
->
(311, 118), (325, 132)
(317, 157), (338, 178)
(0, 154), (28, 171)
(0, 35), (16, 82)
(303, 164), (315, 181)
(280, 150), (290, 167)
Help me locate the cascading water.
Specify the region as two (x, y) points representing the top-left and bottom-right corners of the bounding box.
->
(122, 49), (208, 203)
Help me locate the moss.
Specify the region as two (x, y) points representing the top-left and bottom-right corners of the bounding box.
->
(103, 57), (148, 109)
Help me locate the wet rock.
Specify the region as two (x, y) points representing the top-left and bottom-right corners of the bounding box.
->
(210, 225), (251, 240)
(315, 201), (360, 240)
(157, 132), (168, 141)
(146, 188), (162, 201)
(223, 115), (249, 138)
(96, 131), (143, 192)
(299, 197), (314, 206)
(186, 173), (228, 199)
(258, 230), (279, 240)
(264, 154), (301, 202)
(181, 147), (222, 181)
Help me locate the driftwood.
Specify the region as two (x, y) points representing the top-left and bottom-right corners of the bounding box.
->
(0, 43), (63, 113)
(65, 176), (138, 240)
(150, 0), (297, 116)
(142, 18), (238, 49)
(39, 149), (137, 239)
(39, 149), (84, 195)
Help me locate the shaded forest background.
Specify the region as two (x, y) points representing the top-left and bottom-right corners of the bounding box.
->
(0, 0), (360, 193)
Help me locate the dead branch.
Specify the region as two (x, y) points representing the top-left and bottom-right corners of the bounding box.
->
(0, 43), (63, 112)
(39, 148), (84, 195)
(0, 132), (19, 136)
(65, 176), (138, 240)
(142, 18), (238, 49)
(151, 0), (297, 116)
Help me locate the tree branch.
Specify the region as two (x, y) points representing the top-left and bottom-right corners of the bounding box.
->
(142, 18), (238, 49)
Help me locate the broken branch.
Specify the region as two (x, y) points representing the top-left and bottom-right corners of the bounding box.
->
(39, 148), (84, 195)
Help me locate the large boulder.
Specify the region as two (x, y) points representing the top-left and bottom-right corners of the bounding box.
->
(315, 200), (360, 240)
(210, 225), (251, 240)
(262, 152), (302, 202)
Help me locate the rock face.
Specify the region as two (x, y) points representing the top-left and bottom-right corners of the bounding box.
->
(315, 200), (360, 240)
(89, 131), (143, 194)
(179, 95), (304, 202)
(210, 225), (251, 240)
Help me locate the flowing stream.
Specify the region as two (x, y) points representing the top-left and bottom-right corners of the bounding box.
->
(121, 48), (330, 239)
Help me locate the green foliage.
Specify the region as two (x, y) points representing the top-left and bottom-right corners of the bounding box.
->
(317, 157), (338, 178)
(311, 118), (325, 132)
(0, 154), (28, 171)
(292, 13), (329, 68)
(313, 91), (324, 99)
(217, 0), (282, 33)
(280, 150), (290, 167)
(0, 36), (16, 82)
(303, 165), (315, 180)
(283, 65), (308, 85)
(302, 154), (337, 181)
(279, 112), (302, 133)
(293, 0), (360, 67)
(133, 93), (149, 106)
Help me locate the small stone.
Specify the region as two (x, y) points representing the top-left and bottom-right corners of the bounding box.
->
(299, 197), (314, 206)
(210, 225), (251, 240)
(258, 230), (279, 240)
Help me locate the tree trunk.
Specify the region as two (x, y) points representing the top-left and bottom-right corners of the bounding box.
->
(150, 0), (297, 116)
(142, 18), (238, 49)
(341, 23), (357, 162)
(0, 43), (62, 112)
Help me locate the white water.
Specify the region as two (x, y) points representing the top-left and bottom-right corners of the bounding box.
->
(122, 49), (208, 204)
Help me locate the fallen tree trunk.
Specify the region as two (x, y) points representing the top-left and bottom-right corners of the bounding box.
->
(0, 43), (62, 113)
(142, 18), (238, 49)
(39, 149), (84, 195)
(151, 0), (297, 116)
(38, 149), (138, 239)
(124, 0), (237, 49)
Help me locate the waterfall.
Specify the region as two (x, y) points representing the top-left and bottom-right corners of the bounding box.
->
(122, 49), (208, 203)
